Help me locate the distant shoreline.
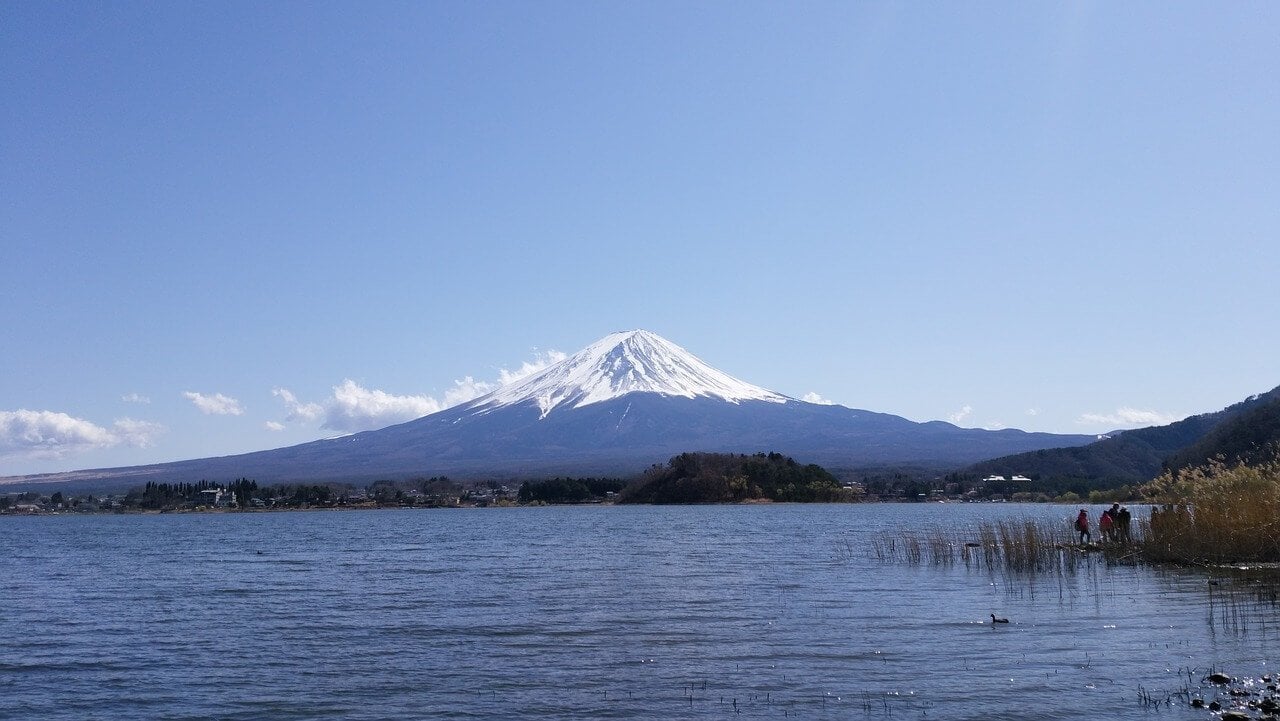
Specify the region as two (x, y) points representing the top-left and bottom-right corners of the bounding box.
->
(1, 498), (1148, 518)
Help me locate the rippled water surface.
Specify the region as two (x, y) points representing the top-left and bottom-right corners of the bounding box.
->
(2, 504), (1276, 720)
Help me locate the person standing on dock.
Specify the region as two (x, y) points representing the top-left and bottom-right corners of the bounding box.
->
(1075, 509), (1091, 544)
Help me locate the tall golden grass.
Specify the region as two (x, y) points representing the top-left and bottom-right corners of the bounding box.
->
(1142, 455), (1280, 564)
(869, 455), (1280, 572)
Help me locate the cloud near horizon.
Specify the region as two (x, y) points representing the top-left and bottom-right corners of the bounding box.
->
(1077, 407), (1183, 428)
(272, 388), (323, 423)
(121, 392), (150, 404)
(801, 392), (834, 405)
(282, 348), (568, 434)
(0, 409), (165, 460)
(323, 380), (445, 432)
(183, 391), (244, 416)
(948, 405), (974, 425)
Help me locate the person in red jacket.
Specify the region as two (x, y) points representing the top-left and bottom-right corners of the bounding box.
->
(1099, 508), (1114, 542)
(1075, 509), (1090, 544)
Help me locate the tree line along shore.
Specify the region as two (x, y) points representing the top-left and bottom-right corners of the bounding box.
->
(1, 449), (1158, 515)
(4, 450), (1279, 566)
(0, 452), (851, 513)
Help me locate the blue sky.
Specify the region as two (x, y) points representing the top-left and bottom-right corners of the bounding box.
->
(3, 2), (1277, 477)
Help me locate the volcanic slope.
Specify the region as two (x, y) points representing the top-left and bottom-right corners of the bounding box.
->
(3, 330), (1095, 488)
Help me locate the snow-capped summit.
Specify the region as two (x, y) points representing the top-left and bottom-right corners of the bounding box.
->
(15, 329), (1100, 487)
(466, 329), (791, 418)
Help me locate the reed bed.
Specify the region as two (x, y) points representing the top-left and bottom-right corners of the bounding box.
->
(873, 516), (1100, 575)
(873, 455), (1280, 573)
(1143, 456), (1280, 565)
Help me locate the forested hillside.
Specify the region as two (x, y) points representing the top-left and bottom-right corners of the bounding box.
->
(966, 385), (1280, 486)
(619, 452), (849, 504)
(1165, 392), (1280, 472)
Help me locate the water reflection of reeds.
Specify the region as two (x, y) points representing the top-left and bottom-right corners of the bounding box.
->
(864, 512), (1280, 640)
(867, 457), (1280, 575)
(1205, 569), (1280, 638)
(871, 517), (1108, 576)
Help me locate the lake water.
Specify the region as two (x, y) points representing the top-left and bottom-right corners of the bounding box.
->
(1, 504), (1275, 720)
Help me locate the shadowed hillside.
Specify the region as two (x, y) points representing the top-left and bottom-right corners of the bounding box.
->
(966, 385), (1280, 485)
(1165, 391), (1280, 472)
(619, 452), (849, 504)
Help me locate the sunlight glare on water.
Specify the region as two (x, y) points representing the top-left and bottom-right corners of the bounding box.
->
(0, 504), (1273, 720)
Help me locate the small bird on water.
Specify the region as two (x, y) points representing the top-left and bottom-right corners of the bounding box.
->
(990, 614), (1009, 624)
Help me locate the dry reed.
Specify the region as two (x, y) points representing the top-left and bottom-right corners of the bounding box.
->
(871, 455), (1280, 573)
(873, 515), (1099, 576)
(1143, 456), (1280, 565)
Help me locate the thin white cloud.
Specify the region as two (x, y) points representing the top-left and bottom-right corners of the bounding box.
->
(1077, 407), (1183, 428)
(323, 379), (444, 432)
(272, 388), (324, 423)
(264, 421), (286, 432)
(497, 350), (568, 385)
(428, 351), (569, 408)
(1026, 408), (1040, 417)
(183, 391), (244, 416)
(121, 393), (151, 404)
(279, 347), (568, 434)
(0, 409), (165, 460)
(948, 405), (974, 425)
(443, 376), (498, 407)
(111, 418), (165, 447)
(802, 392), (835, 406)
(984, 421), (1007, 431)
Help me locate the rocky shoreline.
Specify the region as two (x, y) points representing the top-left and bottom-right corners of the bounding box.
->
(1186, 671), (1279, 720)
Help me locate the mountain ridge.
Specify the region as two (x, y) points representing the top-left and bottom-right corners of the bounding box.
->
(966, 384), (1280, 483)
(463, 329), (789, 417)
(1, 330), (1096, 491)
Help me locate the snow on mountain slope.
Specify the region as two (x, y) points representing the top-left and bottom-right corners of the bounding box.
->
(0, 329), (1104, 488)
(465, 329), (791, 418)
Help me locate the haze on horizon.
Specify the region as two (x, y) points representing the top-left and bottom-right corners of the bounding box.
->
(2, 3), (1277, 477)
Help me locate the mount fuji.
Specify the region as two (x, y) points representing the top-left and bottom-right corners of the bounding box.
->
(5, 330), (1096, 488)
